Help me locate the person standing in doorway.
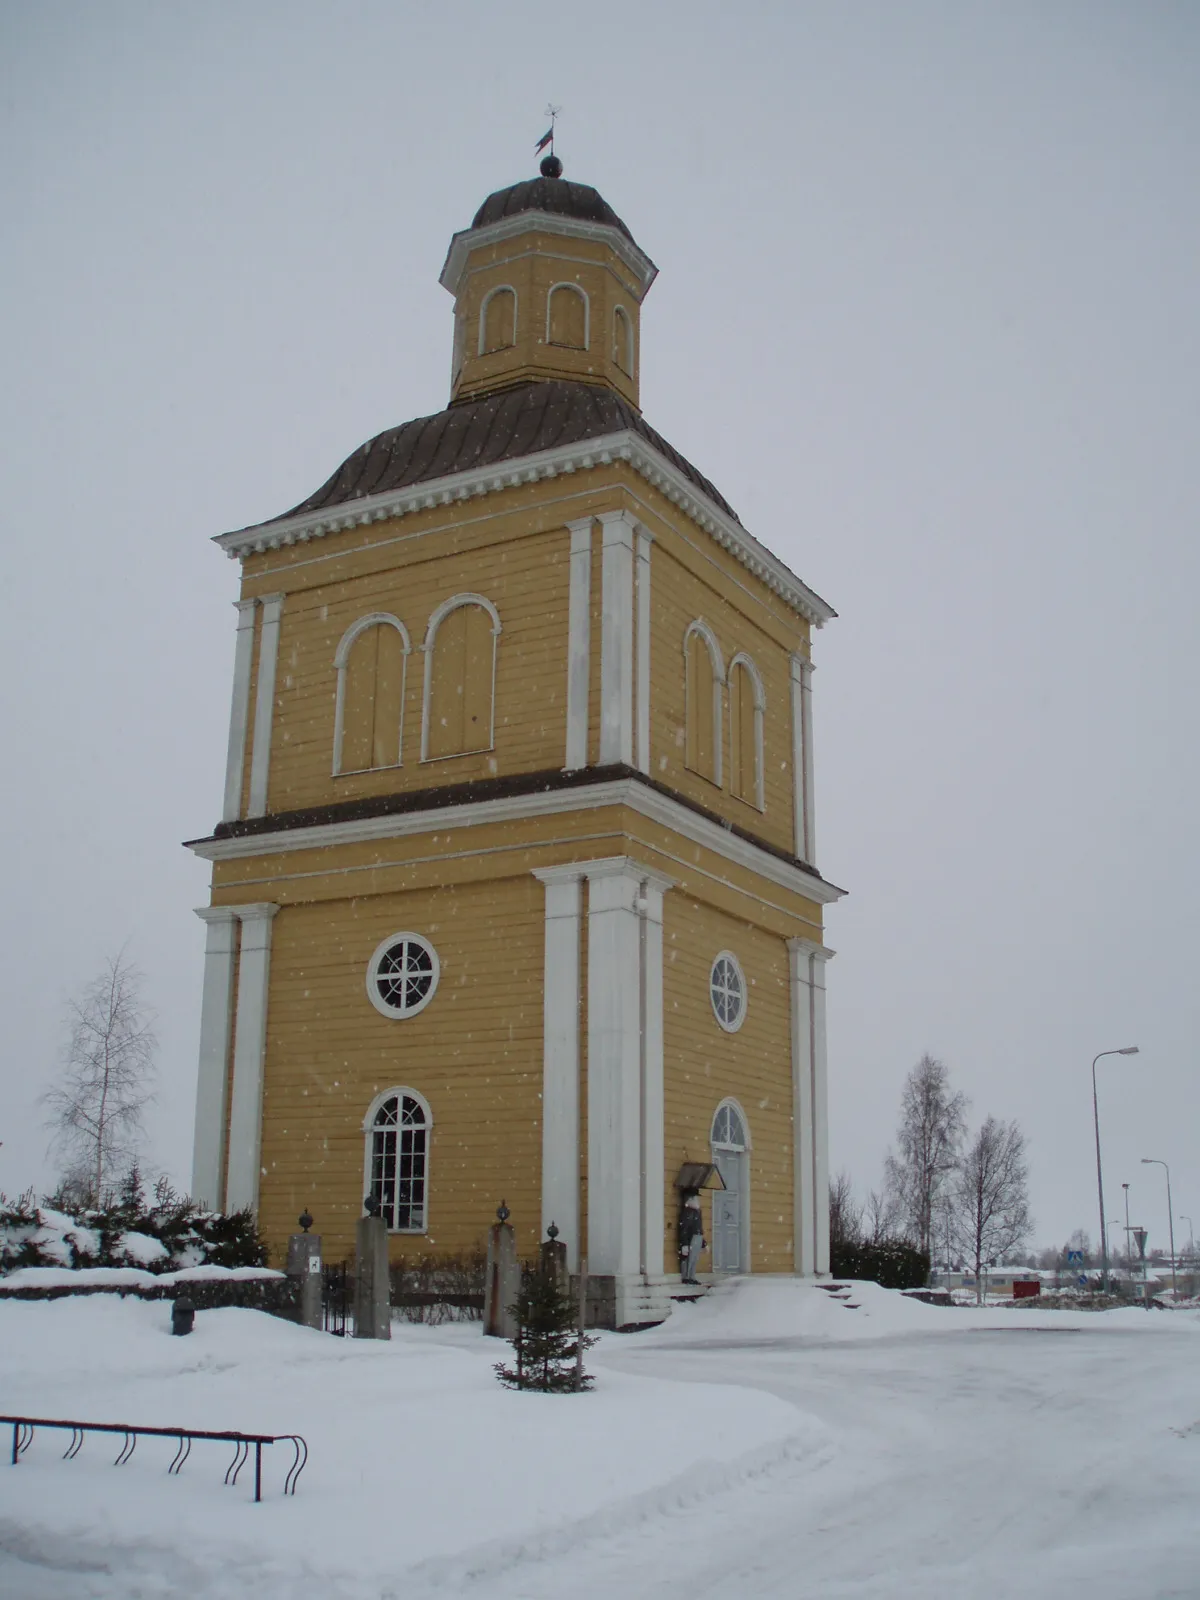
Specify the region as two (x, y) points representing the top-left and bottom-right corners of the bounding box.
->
(680, 1194), (706, 1283)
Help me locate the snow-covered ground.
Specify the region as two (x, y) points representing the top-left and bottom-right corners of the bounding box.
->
(1, 1280), (1197, 1599)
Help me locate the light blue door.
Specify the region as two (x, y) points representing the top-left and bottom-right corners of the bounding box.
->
(712, 1150), (744, 1272)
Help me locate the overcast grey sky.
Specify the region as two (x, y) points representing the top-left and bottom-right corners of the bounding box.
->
(2, 1), (1196, 1252)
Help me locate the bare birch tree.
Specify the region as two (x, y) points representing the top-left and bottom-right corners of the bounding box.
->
(884, 1054), (967, 1257)
(952, 1116), (1031, 1301)
(42, 954), (157, 1203)
(829, 1170), (862, 1250)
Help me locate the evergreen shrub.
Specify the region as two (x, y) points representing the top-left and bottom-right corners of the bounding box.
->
(0, 1169), (267, 1275)
(495, 1261), (596, 1392)
(829, 1238), (929, 1290)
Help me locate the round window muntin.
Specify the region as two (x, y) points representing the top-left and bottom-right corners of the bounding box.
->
(710, 950), (747, 1033)
(366, 932), (440, 1020)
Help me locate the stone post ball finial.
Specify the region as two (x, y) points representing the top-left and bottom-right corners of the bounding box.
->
(539, 153), (563, 179)
(298, 1209), (313, 1233)
(497, 1200), (511, 1223)
(364, 1194), (381, 1218)
(547, 1221), (559, 1240)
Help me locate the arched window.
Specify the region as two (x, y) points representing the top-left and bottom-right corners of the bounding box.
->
(421, 593), (502, 761)
(479, 285), (517, 355)
(333, 613), (410, 775)
(727, 652), (765, 810)
(684, 620), (724, 787)
(613, 306), (634, 376)
(710, 1098), (750, 1273)
(363, 1089), (431, 1233)
(712, 1100), (748, 1151)
(547, 282), (589, 349)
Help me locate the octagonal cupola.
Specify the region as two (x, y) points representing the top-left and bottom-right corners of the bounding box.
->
(440, 155), (657, 410)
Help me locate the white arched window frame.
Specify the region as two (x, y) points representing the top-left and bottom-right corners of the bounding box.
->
(332, 612), (411, 776)
(362, 1086), (433, 1235)
(420, 592), (503, 762)
(477, 283), (518, 355)
(727, 651), (766, 812)
(683, 618), (725, 788)
(545, 281), (590, 350)
(612, 304), (635, 376)
(710, 1096), (752, 1273)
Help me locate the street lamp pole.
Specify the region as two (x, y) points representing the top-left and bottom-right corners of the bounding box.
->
(1122, 1183), (1132, 1281)
(1181, 1215), (1195, 1260)
(1092, 1047), (1138, 1293)
(1142, 1159), (1176, 1299)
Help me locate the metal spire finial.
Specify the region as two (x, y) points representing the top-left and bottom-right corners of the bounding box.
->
(535, 105), (563, 177)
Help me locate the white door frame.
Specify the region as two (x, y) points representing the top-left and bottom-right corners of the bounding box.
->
(711, 1098), (751, 1273)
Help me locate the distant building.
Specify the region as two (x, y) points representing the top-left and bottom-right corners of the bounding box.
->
(185, 158), (844, 1326)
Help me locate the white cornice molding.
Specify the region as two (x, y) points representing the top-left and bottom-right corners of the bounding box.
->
(439, 211), (658, 299)
(215, 430), (835, 628)
(186, 777), (845, 905)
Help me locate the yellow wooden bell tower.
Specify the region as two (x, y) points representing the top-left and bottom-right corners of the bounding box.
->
(187, 156), (843, 1327)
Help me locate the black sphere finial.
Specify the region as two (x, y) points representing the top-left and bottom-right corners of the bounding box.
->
(540, 153), (563, 179)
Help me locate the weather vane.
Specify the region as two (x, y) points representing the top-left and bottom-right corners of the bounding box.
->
(535, 104), (562, 160)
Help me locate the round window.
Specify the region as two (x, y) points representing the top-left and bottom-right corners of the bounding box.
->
(367, 933), (440, 1019)
(710, 951), (746, 1033)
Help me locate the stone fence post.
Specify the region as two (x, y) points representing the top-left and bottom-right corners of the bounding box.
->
(540, 1221), (569, 1295)
(484, 1201), (519, 1339)
(286, 1212), (323, 1331)
(354, 1200), (391, 1340)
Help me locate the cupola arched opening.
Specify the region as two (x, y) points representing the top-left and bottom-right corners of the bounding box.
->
(421, 593), (502, 761)
(332, 613), (411, 775)
(612, 305), (634, 376)
(683, 619), (724, 788)
(479, 285), (517, 355)
(546, 282), (589, 350)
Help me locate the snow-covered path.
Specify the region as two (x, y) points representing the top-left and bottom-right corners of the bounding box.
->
(1, 1285), (1196, 1599)
(469, 1324), (1198, 1600)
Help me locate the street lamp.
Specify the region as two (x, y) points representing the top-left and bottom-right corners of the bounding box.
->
(1181, 1215), (1195, 1260)
(1122, 1183), (1132, 1281)
(1092, 1047), (1139, 1292)
(1141, 1159), (1176, 1300)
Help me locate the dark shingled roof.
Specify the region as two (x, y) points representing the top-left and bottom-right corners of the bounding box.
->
(267, 380), (741, 528)
(471, 176), (635, 244)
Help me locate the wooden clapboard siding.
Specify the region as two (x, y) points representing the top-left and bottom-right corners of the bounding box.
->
(648, 540), (800, 858)
(260, 523), (571, 815)
(256, 873), (546, 1264)
(451, 228), (643, 410)
(662, 895), (795, 1273)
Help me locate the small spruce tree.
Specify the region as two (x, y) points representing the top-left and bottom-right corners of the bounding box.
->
(495, 1262), (595, 1392)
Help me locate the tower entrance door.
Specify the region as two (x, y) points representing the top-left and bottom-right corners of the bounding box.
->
(711, 1102), (749, 1273)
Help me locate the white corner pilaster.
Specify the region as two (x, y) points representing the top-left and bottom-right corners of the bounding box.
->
(635, 525), (652, 775)
(598, 512), (635, 766)
(533, 866), (583, 1268)
(224, 903), (279, 1214)
(788, 938), (815, 1276)
(247, 594), (284, 819)
(223, 599), (258, 823)
(812, 946), (830, 1272)
(788, 938), (833, 1276)
(639, 875), (667, 1276)
(581, 855), (673, 1325)
(585, 860), (642, 1278)
(191, 907), (238, 1208)
(790, 653), (817, 865)
(565, 518), (593, 771)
